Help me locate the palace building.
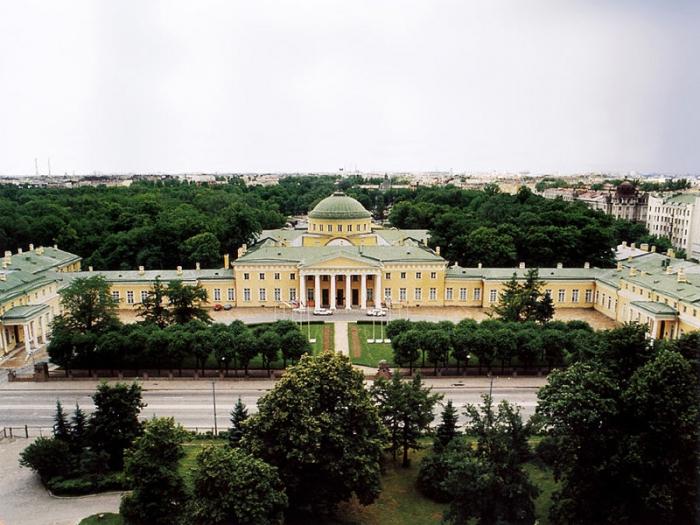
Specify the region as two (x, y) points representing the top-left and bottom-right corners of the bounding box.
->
(2, 192), (699, 355)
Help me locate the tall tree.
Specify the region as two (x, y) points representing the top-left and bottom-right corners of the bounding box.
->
(120, 417), (188, 525)
(69, 402), (88, 452)
(229, 397), (248, 447)
(243, 353), (386, 516)
(434, 400), (460, 453)
(53, 400), (70, 441)
(165, 280), (211, 324)
(135, 277), (171, 327)
(89, 382), (146, 470)
(56, 275), (120, 334)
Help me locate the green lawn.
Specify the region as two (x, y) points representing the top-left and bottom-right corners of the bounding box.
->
(350, 323), (395, 367)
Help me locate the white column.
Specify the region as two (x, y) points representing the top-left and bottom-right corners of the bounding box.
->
(345, 272), (352, 309)
(0, 327), (7, 354)
(330, 274), (336, 310)
(300, 272), (306, 307)
(360, 273), (367, 310)
(375, 272), (382, 308)
(23, 324), (32, 352)
(38, 315), (46, 344)
(314, 274), (321, 308)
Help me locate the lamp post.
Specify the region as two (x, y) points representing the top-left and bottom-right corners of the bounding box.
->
(211, 380), (218, 436)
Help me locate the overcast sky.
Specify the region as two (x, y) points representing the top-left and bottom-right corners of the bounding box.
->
(0, 0), (698, 175)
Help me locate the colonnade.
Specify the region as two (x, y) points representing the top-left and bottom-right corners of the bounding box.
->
(299, 271), (382, 310)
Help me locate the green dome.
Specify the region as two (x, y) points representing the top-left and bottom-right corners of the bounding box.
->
(308, 192), (371, 220)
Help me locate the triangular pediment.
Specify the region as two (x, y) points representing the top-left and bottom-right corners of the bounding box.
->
(302, 253), (381, 269)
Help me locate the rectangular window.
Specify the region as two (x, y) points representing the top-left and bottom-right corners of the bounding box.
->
(429, 288), (437, 300)
(274, 273), (280, 280)
(595, 291), (600, 303)
(290, 273), (295, 280)
(558, 290), (565, 302)
(338, 224), (343, 232)
(446, 288), (453, 300)
(259, 288), (267, 301)
(259, 272), (265, 280)
(399, 288), (407, 301)
(416, 272), (422, 279)
(384, 288), (392, 301)
(430, 272), (437, 279)
(243, 288), (251, 302)
(227, 288), (235, 301)
(572, 289), (579, 303)
(585, 289), (592, 303)
(348, 224), (352, 232)
(319, 224), (324, 232)
(460, 288), (467, 301)
(474, 288), (481, 301)
(489, 290), (497, 303)
(111, 291), (120, 302)
(415, 288), (422, 300)
(385, 272), (391, 280)
(289, 289), (297, 302)
(400, 272), (406, 279)
(127, 291), (134, 304)
(213, 288), (221, 301)
(243, 273), (250, 280)
(607, 297), (612, 310)
(274, 288), (281, 301)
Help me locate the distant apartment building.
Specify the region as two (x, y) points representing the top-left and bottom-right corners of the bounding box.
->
(541, 181), (648, 223)
(646, 193), (700, 260)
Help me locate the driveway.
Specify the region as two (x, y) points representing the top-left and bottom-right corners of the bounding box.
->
(0, 439), (121, 525)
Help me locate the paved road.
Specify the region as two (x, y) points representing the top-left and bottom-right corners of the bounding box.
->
(0, 377), (545, 431)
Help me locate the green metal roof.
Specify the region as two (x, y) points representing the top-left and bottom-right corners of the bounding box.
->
(308, 192), (372, 220)
(59, 268), (233, 285)
(666, 193), (700, 205)
(7, 247), (81, 275)
(1, 304), (49, 322)
(630, 301), (678, 316)
(445, 265), (604, 281)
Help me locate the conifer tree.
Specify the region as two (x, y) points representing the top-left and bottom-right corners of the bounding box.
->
(70, 403), (88, 451)
(434, 400), (460, 453)
(53, 400), (70, 441)
(229, 397), (248, 447)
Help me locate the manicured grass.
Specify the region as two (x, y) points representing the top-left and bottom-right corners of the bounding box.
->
(349, 322), (395, 367)
(78, 514), (124, 525)
(525, 461), (559, 525)
(179, 439), (226, 489)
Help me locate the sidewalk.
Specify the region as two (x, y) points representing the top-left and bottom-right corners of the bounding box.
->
(334, 321), (349, 356)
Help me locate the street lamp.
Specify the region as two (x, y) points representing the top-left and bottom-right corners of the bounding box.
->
(211, 380), (218, 436)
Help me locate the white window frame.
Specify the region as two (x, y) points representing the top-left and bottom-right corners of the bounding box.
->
(474, 288), (481, 301)
(243, 288), (251, 302)
(127, 291), (134, 304)
(384, 287), (392, 301)
(489, 290), (497, 303)
(227, 288), (235, 301)
(274, 288), (281, 301)
(111, 291), (120, 302)
(558, 289), (565, 302)
(429, 287), (437, 300)
(399, 287), (407, 301)
(213, 288), (221, 301)
(459, 288), (467, 301)
(415, 288), (422, 301)
(445, 288), (453, 300)
(259, 288), (267, 301)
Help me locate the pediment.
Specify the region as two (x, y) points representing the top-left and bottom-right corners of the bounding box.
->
(303, 255), (381, 269)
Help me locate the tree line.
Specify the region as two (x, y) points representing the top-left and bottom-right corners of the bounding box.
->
(388, 184), (674, 268)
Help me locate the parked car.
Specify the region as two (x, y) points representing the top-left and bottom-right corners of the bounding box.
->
(313, 308), (333, 316)
(223, 304), (233, 311)
(366, 308), (387, 317)
(213, 303), (223, 311)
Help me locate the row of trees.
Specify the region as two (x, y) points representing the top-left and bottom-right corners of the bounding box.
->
(387, 317), (596, 373)
(388, 184), (674, 267)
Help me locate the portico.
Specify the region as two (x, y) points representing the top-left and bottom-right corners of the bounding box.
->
(300, 270), (383, 310)
(0, 304), (52, 355)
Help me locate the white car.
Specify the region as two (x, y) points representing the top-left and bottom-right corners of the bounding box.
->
(366, 308), (387, 317)
(313, 308), (333, 316)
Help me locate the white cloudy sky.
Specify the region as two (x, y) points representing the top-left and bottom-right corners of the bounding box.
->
(0, 0), (698, 175)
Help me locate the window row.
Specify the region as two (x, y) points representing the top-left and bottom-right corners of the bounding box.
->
(311, 223), (368, 232)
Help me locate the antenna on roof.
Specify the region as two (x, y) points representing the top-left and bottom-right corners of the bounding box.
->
(34, 158), (38, 176)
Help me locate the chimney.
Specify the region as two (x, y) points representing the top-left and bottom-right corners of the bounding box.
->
(224, 253), (230, 268)
(677, 269), (687, 283)
(138, 265), (145, 275)
(88, 266), (93, 272)
(629, 267), (637, 277)
(477, 262), (483, 269)
(630, 242), (636, 249)
(17, 248), (22, 254)
(435, 246), (441, 255)
(4, 250), (11, 258)
(177, 266), (183, 275)
(622, 241), (628, 247)
(616, 262), (622, 271)
(0, 273), (5, 281)
(640, 243), (649, 252)
(53, 244), (58, 249)
(556, 262), (563, 269)
(37, 246), (44, 255)
(667, 249), (675, 259)
(237, 245), (247, 258)
(584, 262), (590, 269)
(29, 243), (34, 251)
(651, 245), (656, 253)
(666, 265), (674, 275)
(518, 262), (526, 269)
(196, 262), (201, 271)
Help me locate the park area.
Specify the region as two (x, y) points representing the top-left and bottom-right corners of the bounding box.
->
(79, 439), (558, 525)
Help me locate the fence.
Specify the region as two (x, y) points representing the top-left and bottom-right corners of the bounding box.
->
(0, 425), (225, 440)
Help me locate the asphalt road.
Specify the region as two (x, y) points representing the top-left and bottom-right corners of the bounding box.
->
(0, 377), (545, 432)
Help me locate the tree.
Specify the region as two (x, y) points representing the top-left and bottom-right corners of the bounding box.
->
(386, 318), (412, 341)
(189, 445), (287, 525)
(180, 231), (221, 268)
(434, 400), (460, 453)
(243, 353), (386, 515)
(230, 322), (256, 376)
(372, 372), (441, 467)
(189, 321), (213, 374)
(443, 395), (538, 525)
(451, 319), (477, 373)
(210, 323), (235, 374)
(229, 397), (248, 447)
(280, 328), (311, 367)
(120, 417), (188, 525)
(166, 280), (211, 324)
(19, 437), (72, 482)
(136, 277), (171, 327)
(424, 329), (451, 375)
(492, 268), (553, 324)
(56, 275), (120, 334)
(69, 403), (88, 452)
(254, 327), (280, 376)
(53, 400), (70, 441)
(491, 274), (523, 322)
(89, 382), (146, 470)
(391, 329), (421, 374)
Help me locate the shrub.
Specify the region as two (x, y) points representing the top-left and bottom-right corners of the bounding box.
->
(19, 437), (72, 481)
(416, 452), (452, 502)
